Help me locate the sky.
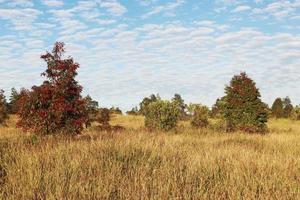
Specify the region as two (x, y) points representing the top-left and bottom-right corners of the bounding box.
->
(0, 0), (300, 111)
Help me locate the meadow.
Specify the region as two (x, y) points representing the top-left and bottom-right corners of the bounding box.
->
(1, 115), (300, 199)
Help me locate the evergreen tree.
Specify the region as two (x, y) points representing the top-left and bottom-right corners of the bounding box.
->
(210, 97), (226, 118)
(172, 93), (187, 120)
(83, 95), (99, 128)
(283, 96), (293, 118)
(223, 72), (268, 133)
(8, 88), (21, 114)
(0, 90), (9, 125)
(271, 98), (284, 118)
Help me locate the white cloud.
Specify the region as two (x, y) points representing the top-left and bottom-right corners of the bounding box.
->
(8, 0), (33, 7)
(142, 0), (185, 18)
(0, 8), (42, 30)
(42, 0), (63, 7)
(253, 0), (300, 20)
(98, 0), (127, 16)
(232, 5), (251, 13)
(49, 9), (73, 18)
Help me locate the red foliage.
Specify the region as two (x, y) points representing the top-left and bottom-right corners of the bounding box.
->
(17, 42), (87, 135)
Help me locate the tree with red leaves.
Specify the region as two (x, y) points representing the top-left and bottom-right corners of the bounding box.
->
(222, 72), (268, 133)
(17, 42), (87, 135)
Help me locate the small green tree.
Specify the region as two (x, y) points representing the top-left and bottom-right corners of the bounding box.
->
(271, 98), (284, 118)
(172, 93), (187, 120)
(210, 98), (226, 118)
(222, 72), (268, 133)
(291, 105), (300, 120)
(283, 96), (293, 118)
(0, 90), (9, 125)
(126, 106), (139, 115)
(190, 104), (209, 128)
(8, 88), (21, 114)
(83, 95), (99, 128)
(109, 106), (122, 115)
(139, 94), (160, 115)
(145, 100), (179, 131)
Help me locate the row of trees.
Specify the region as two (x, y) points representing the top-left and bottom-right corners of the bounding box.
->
(134, 72), (268, 133)
(0, 42), (299, 135)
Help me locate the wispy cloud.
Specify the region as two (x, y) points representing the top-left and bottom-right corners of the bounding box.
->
(232, 5), (251, 13)
(42, 0), (63, 7)
(0, 0), (300, 110)
(98, 0), (127, 16)
(142, 0), (185, 18)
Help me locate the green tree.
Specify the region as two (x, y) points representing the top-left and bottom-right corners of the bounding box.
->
(210, 97), (226, 118)
(190, 104), (209, 128)
(8, 88), (22, 114)
(145, 100), (179, 131)
(109, 106), (122, 115)
(172, 93), (187, 120)
(83, 95), (99, 128)
(271, 98), (284, 118)
(0, 90), (9, 125)
(139, 94), (160, 115)
(283, 96), (293, 118)
(126, 106), (139, 115)
(222, 72), (268, 133)
(291, 105), (300, 120)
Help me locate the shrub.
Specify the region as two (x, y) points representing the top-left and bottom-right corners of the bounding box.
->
(144, 100), (179, 131)
(210, 98), (225, 119)
(0, 90), (8, 125)
(96, 108), (110, 126)
(126, 106), (139, 115)
(83, 95), (99, 128)
(291, 106), (300, 120)
(191, 105), (209, 128)
(139, 94), (160, 115)
(222, 72), (268, 133)
(17, 42), (87, 135)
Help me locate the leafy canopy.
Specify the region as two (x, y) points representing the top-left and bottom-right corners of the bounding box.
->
(17, 42), (87, 135)
(222, 72), (268, 133)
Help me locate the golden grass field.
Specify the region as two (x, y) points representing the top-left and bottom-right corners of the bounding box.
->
(1, 115), (300, 199)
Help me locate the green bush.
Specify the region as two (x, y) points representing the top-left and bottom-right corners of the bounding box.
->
(145, 100), (179, 131)
(291, 106), (300, 120)
(191, 105), (209, 128)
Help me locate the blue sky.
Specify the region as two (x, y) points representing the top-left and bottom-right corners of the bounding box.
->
(0, 0), (300, 111)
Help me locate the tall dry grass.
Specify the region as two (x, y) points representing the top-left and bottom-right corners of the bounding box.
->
(1, 115), (300, 199)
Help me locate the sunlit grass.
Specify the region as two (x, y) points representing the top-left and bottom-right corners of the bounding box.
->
(1, 115), (300, 199)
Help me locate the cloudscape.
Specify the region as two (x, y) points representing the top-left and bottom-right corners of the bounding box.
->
(0, 0), (300, 111)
